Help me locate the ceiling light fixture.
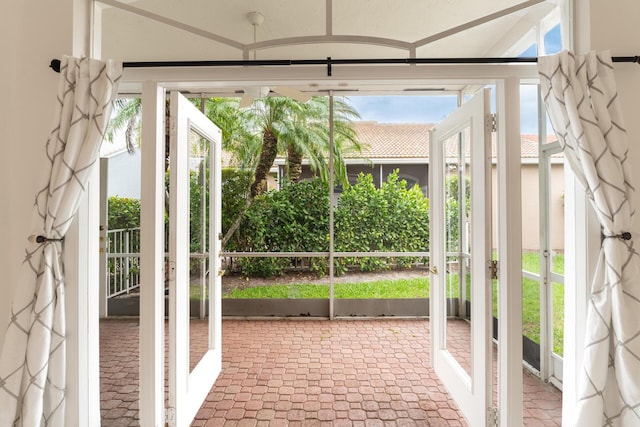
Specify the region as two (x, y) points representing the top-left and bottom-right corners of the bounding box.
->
(247, 11), (264, 61)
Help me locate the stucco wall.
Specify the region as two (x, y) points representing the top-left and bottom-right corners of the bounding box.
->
(520, 163), (565, 251)
(491, 162), (565, 252)
(105, 150), (142, 199)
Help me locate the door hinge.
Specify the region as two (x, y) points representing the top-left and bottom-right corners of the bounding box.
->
(486, 113), (497, 133)
(489, 260), (499, 280)
(488, 406), (499, 426)
(165, 407), (176, 426)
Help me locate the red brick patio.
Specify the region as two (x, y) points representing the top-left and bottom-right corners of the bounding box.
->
(100, 318), (562, 426)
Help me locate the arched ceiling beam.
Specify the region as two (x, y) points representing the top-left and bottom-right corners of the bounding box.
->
(245, 35), (412, 56)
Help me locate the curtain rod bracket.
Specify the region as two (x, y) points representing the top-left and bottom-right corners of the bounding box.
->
(49, 59), (61, 73)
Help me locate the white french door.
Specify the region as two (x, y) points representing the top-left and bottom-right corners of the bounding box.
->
(429, 89), (492, 426)
(140, 88), (222, 427)
(167, 92), (222, 426)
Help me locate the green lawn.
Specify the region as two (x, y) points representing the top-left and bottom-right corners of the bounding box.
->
(520, 251), (565, 355)
(222, 277), (428, 299)
(213, 250), (565, 355)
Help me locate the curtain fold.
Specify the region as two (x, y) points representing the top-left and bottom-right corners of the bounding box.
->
(539, 50), (640, 426)
(0, 56), (121, 427)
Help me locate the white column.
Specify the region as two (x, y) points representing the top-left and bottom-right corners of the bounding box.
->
(496, 77), (523, 426)
(65, 167), (102, 426)
(139, 81), (167, 426)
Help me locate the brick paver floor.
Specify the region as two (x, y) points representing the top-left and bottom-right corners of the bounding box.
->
(100, 318), (562, 426)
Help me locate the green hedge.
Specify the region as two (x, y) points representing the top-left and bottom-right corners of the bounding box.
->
(235, 170), (430, 277)
(108, 196), (141, 230)
(108, 169), (434, 279)
(237, 179), (330, 277)
(221, 168), (254, 251)
(334, 171), (429, 274)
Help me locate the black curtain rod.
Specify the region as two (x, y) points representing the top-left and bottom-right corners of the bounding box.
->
(49, 55), (640, 77)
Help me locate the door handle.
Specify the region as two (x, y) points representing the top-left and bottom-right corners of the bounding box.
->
(429, 265), (438, 275)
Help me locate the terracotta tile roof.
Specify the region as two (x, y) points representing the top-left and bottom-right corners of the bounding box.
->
(269, 122), (562, 164)
(348, 121), (433, 159)
(519, 134), (561, 158)
(348, 122), (560, 160)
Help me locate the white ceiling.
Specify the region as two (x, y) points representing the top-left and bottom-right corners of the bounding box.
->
(97, 0), (560, 94)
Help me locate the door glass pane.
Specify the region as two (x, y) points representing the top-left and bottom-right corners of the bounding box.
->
(444, 128), (472, 377)
(521, 157), (541, 350)
(188, 127), (211, 372)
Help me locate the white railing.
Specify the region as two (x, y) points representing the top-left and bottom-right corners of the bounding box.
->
(107, 227), (141, 298)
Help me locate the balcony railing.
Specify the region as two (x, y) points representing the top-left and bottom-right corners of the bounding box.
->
(107, 227), (141, 298)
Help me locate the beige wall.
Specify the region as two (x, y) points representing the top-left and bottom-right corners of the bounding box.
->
(491, 162), (565, 253)
(520, 163), (565, 251)
(0, 1), (77, 348)
(588, 0), (640, 235)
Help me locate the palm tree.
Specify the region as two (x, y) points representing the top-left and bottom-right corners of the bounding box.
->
(107, 95), (361, 187)
(285, 96), (362, 185)
(200, 97), (260, 169)
(245, 95), (361, 198)
(105, 98), (141, 153)
(107, 97), (255, 161)
(106, 94), (362, 245)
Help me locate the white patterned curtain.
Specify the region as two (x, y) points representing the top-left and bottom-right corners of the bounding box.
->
(0, 56), (121, 426)
(538, 50), (640, 426)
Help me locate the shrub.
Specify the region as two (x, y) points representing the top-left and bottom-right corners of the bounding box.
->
(108, 196), (141, 230)
(181, 166), (252, 253)
(107, 196), (142, 285)
(221, 168), (253, 251)
(237, 179), (330, 277)
(334, 170), (430, 273)
(444, 174), (470, 252)
(108, 170), (433, 280)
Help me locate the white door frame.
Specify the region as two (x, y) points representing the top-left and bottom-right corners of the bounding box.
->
(119, 67), (535, 426)
(495, 77), (524, 426)
(429, 78), (524, 426)
(139, 81), (168, 426)
(429, 88), (493, 426)
(138, 84), (224, 426)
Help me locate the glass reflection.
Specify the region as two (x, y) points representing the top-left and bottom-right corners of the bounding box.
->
(188, 128), (211, 372)
(443, 129), (472, 378)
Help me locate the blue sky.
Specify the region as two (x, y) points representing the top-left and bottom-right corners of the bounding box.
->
(345, 90), (542, 134)
(345, 25), (562, 135)
(346, 95), (458, 126)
